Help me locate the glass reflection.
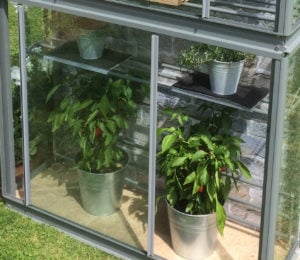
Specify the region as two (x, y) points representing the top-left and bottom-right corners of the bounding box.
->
(274, 49), (300, 258)
(24, 8), (151, 251)
(9, 2), (23, 199)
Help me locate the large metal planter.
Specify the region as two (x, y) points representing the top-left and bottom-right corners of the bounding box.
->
(78, 161), (127, 216)
(167, 202), (218, 259)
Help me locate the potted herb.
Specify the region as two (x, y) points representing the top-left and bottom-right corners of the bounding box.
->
(47, 71), (137, 216)
(179, 44), (255, 95)
(157, 105), (251, 259)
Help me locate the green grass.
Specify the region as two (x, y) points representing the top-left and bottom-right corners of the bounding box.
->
(0, 201), (119, 259)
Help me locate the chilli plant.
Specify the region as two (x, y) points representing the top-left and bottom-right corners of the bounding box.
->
(47, 71), (137, 173)
(157, 105), (251, 234)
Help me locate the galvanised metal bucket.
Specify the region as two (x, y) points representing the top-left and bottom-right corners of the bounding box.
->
(77, 29), (105, 60)
(78, 164), (126, 216)
(209, 59), (245, 95)
(167, 202), (218, 260)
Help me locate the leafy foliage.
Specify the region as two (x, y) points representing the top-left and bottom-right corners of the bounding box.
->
(179, 44), (254, 70)
(47, 71), (137, 173)
(12, 51), (52, 165)
(157, 105), (251, 234)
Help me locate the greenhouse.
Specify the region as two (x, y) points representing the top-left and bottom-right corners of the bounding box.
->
(0, 0), (300, 259)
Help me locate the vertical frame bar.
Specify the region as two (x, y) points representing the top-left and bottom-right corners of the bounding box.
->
(0, 0), (16, 197)
(18, 4), (31, 206)
(202, 0), (210, 19)
(259, 57), (289, 260)
(276, 0), (294, 35)
(147, 34), (159, 257)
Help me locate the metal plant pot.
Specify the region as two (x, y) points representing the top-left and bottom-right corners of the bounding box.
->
(77, 29), (105, 60)
(78, 161), (127, 216)
(209, 59), (245, 95)
(167, 201), (218, 260)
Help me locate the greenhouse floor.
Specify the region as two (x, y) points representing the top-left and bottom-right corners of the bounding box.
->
(15, 162), (286, 259)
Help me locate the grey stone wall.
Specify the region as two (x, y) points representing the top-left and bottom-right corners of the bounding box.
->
(114, 31), (272, 229)
(56, 25), (272, 229)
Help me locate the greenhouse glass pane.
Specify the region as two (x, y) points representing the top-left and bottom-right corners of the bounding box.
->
(9, 2), (23, 200)
(101, 0), (278, 31)
(154, 38), (272, 259)
(103, 0), (201, 18)
(274, 49), (300, 259)
(24, 7), (151, 251)
(293, 0), (300, 25)
(209, 0), (276, 31)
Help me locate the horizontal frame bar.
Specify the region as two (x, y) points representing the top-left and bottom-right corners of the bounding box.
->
(14, 0), (286, 58)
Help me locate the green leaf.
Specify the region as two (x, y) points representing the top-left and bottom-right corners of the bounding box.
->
(191, 150), (207, 162)
(178, 114), (184, 126)
(125, 85), (132, 98)
(79, 99), (93, 111)
(104, 149), (112, 167)
(192, 180), (199, 195)
(112, 115), (123, 128)
(106, 120), (117, 134)
(128, 100), (137, 110)
(237, 161), (251, 179)
(215, 171), (220, 189)
(171, 157), (187, 167)
(224, 157), (235, 171)
(80, 137), (87, 156)
(46, 84), (61, 103)
(99, 95), (110, 116)
(166, 187), (178, 207)
(161, 134), (177, 153)
(197, 165), (208, 185)
(223, 177), (232, 200)
(216, 198), (226, 235)
(157, 127), (166, 137)
(88, 121), (96, 142)
(168, 148), (178, 155)
(188, 136), (201, 148)
(185, 201), (194, 213)
(183, 171), (196, 185)
(96, 160), (102, 171)
(85, 110), (99, 126)
(59, 97), (71, 110)
(207, 179), (216, 202)
(104, 133), (113, 146)
(200, 135), (214, 150)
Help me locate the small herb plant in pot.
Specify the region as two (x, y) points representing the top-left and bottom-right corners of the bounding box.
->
(157, 104), (251, 259)
(47, 71), (137, 216)
(179, 44), (255, 95)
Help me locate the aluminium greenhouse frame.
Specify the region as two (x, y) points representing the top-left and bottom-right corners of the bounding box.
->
(0, 0), (299, 259)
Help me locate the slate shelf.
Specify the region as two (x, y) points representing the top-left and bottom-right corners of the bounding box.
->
(172, 72), (269, 111)
(32, 42), (131, 75)
(31, 43), (268, 112)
